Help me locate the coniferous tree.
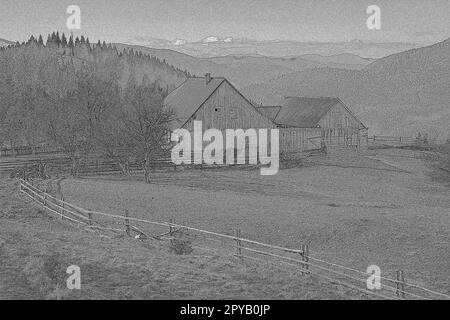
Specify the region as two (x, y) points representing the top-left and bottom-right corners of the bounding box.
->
(0, 31), (188, 165)
(61, 33), (67, 46)
(68, 36), (74, 48)
(55, 32), (61, 45)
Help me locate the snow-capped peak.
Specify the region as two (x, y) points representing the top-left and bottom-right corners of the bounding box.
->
(202, 36), (220, 43)
(173, 39), (187, 46)
(200, 36), (233, 44)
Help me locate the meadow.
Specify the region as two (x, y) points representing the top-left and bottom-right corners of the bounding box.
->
(58, 148), (450, 296)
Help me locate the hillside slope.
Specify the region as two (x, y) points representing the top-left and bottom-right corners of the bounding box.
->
(242, 38), (450, 140)
(0, 34), (187, 96)
(125, 37), (418, 59)
(0, 179), (353, 300)
(114, 44), (372, 88)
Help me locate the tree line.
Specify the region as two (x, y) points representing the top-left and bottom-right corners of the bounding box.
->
(0, 33), (187, 182)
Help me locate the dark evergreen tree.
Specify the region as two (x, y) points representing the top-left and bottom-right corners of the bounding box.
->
(55, 32), (61, 45)
(68, 36), (74, 48)
(61, 33), (67, 46)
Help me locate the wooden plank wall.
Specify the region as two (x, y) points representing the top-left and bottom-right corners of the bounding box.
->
(318, 103), (368, 148)
(184, 81), (275, 131)
(279, 128), (323, 153)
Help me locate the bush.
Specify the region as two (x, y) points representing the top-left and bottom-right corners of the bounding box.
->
(169, 239), (193, 255)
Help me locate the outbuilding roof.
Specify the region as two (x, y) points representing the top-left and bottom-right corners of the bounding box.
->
(274, 97), (340, 128)
(257, 106), (282, 121)
(258, 97), (365, 128)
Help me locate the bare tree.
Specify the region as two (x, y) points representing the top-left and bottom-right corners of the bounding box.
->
(46, 66), (120, 177)
(46, 93), (91, 177)
(121, 82), (174, 183)
(94, 117), (133, 175)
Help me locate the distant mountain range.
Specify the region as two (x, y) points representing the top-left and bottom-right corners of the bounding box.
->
(0, 38), (14, 47)
(124, 36), (420, 59)
(114, 43), (373, 88)
(242, 37), (450, 140)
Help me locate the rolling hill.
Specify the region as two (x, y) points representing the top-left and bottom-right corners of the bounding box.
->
(205, 53), (371, 70)
(125, 36), (419, 59)
(114, 43), (372, 88)
(242, 38), (450, 140)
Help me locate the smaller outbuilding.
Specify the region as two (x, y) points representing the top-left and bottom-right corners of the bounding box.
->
(258, 97), (368, 152)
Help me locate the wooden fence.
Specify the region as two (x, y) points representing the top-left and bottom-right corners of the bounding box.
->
(0, 150), (270, 177)
(0, 152), (176, 177)
(18, 179), (449, 300)
(0, 145), (58, 157)
(369, 135), (416, 146)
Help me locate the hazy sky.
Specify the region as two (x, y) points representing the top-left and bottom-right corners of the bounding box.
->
(1, 0), (449, 44)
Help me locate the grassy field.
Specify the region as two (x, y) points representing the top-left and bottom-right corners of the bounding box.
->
(1, 147), (449, 299)
(0, 179), (360, 300)
(58, 148), (450, 297)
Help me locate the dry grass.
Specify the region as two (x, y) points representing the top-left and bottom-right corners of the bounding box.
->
(59, 148), (450, 297)
(0, 179), (358, 300)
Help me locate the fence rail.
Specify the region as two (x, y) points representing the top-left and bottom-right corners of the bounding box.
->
(18, 179), (449, 300)
(369, 135), (416, 144)
(1, 151), (268, 177)
(0, 152), (176, 176)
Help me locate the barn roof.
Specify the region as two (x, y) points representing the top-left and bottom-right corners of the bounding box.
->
(257, 106), (282, 121)
(258, 97), (363, 128)
(274, 97), (340, 127)
(164, 77), (226, 121)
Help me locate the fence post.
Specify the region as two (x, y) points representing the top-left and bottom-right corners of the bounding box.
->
(299, 244), (310, 275)
(304, 244), (309, 274)
(169, 218), (174, 235)
(396, 270), (406, 298)
(125, 209), (131, 236)
(238, 229), (242, 258)
(234, 228), (242, 259)
(43, 193), (47, 209)
(87, 209), (93, 226)
(60, 196), (65, 219)
(30, 183), (35, 201)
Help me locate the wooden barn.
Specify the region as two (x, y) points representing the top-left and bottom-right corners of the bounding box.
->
(258, 97), (368, 152)
(165, 73), (275, 132)
(165, 74), (367, 155)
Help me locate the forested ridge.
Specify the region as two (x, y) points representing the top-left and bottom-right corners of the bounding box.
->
(0, 32), (190, 181)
